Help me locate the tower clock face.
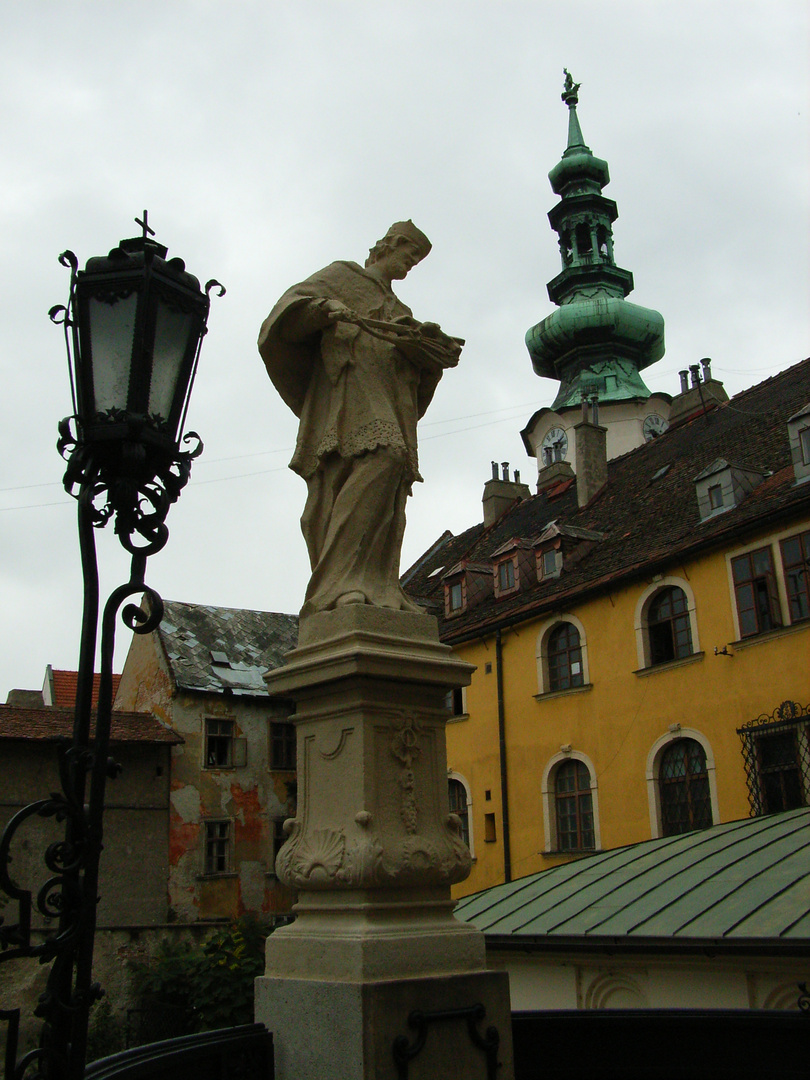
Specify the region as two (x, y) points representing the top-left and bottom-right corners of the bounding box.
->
(542, 426), (568, 463)
(643, 413), (668, 441)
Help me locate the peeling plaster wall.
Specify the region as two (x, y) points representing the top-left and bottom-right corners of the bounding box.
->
(166, 690), (295, 921)
(117, 633), (295, 922)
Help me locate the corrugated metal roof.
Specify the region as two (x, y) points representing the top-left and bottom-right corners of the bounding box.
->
(158, 600), (298, 696)
(455, 809), (810, 946)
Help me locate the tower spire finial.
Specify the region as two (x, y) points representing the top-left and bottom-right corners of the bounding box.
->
(562, 68), (581, 106)
(561, 69), (586, 150)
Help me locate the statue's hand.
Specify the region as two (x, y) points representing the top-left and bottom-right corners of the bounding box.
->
(323, 300), (357, 323)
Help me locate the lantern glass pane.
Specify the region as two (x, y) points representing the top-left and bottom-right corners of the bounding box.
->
(88, 291), (138, 416)
(148, 301), (195, 426)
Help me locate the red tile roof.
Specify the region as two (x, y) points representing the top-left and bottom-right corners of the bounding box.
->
(50, 670), (122, 708)
(0, 705), (182, 744)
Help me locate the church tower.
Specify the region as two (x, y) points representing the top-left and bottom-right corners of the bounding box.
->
(522, 72), (671, 487)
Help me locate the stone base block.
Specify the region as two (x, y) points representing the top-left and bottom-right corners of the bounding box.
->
(255, 969), (514, 1080)
(264, 891), (486, 982)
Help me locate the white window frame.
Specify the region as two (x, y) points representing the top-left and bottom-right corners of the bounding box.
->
(536, 546), (562, 581)
(541, 750), (601, 853)
(535, 614), (590, 695)
(645, 727), (719, 839)
(724, 524), (810, 642)
(634, 576), (700, 670)
(493, 554), (519, 599)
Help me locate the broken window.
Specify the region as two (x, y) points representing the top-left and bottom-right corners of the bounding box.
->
(731, 547), (782, 637)
(204, 719), (246, 768)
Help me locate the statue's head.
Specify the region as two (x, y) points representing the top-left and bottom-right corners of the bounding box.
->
(365, 221), (432, 271)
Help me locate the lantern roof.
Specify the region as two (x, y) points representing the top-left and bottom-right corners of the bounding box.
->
(82, 234), (203, 296)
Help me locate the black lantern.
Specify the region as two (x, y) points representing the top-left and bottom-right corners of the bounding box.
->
(54, 213), (224, 551)
(0, 215), (223, 1080)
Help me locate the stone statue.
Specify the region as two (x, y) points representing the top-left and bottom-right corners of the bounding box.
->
(258, 221), (462, 617)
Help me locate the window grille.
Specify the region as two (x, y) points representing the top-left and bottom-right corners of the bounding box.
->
(738, 701), (810, 816)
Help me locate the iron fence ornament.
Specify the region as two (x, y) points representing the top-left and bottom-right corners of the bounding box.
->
(0, 217), (221, 1080)
(736, 700), (810, 817)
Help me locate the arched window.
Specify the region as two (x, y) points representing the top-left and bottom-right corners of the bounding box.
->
(575, 222), (592, 256)
(555, 759), (595, 851)
(448, 777), (470, 849)
(659, 738), (712, 835)
(548, 623), (584, 691)
(648, 587), (693, 665)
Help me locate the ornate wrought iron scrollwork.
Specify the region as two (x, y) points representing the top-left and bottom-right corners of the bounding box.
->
(2, 222), (216, 1080)
(57, 417), (203, 555)
(736, 700), (810, 817)
(0, 535), (171, 1079)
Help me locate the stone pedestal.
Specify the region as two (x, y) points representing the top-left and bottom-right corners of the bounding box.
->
(254, 607), (513, 1079)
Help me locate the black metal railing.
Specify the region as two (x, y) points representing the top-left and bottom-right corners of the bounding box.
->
(84, 1023), (273, 1080)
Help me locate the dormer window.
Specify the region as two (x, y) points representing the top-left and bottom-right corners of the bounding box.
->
(498, 560), (515, 592)
(448, 580), (464, 614)
(708, 484), (724, 512)
(538, 547), (561, 580)
(787, 404), (810, 485)
(493, 554), (519, 599)
(491, 539), (532, 600)
(694, 458), (766, 522)
(442, 561), (492, 617)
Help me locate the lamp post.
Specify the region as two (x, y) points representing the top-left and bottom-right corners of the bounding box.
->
(0, 214), (223, 1080)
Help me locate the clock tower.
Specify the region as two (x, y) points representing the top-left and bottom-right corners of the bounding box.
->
(522, 72), (671, 486)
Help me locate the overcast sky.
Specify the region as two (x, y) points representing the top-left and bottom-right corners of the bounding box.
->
(1, 1), (807, 698)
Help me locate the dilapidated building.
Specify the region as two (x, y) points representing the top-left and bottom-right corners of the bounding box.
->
(115, 600), (299, 922)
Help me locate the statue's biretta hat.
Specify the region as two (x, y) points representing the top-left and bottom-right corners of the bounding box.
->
(384, 220), (432, 259)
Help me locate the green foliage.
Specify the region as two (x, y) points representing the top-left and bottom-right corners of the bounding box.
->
(131, 916), (270, 1039)
(86, 997), (126, 1062)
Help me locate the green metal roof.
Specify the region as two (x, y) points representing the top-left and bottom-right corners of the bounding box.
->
(455, 809), (810, 949)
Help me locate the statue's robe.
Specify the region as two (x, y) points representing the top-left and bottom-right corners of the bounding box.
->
(258, 261), (442, 616)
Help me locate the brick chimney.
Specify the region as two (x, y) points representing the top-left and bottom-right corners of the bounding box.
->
(668, 358), (728, 429)
(483, 461), (531, 526)
(574, 398), (607, 507)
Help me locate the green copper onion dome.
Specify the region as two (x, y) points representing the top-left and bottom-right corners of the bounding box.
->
(526, 71), (665, 411)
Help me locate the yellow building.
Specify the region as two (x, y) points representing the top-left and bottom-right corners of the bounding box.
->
(403, 80), (810, 898)
(404, 359), (810, 897)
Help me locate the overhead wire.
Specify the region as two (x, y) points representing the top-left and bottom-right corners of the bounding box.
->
(0, 399), (546, 507)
